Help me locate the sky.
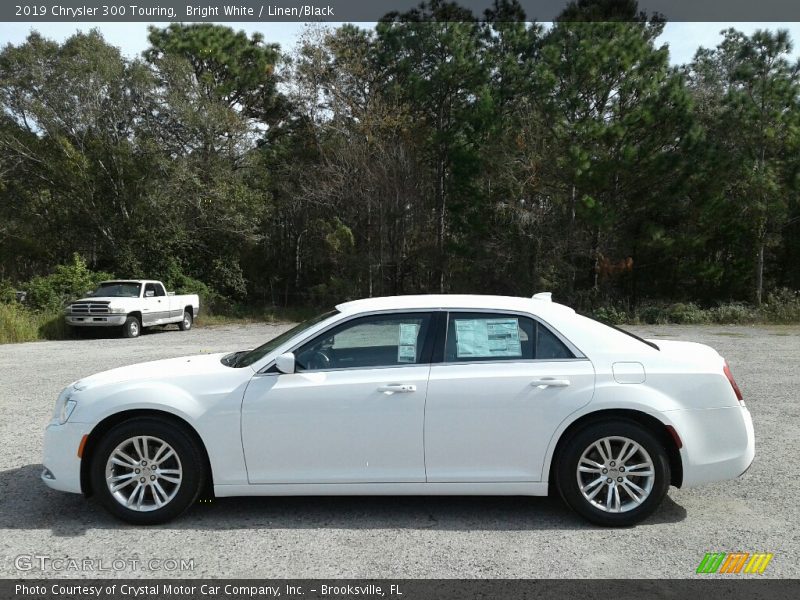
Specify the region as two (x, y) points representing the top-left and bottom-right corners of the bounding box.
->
(1, 21), (800, 65)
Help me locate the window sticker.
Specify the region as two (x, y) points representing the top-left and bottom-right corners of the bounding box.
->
(455, 318), (522, 358)
(397, 322), (420, 363)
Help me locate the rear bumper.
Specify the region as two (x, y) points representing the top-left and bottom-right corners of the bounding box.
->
(668, 405), (755, 487)
(65, 315), (127, 327)
(41, 421), (91, 494)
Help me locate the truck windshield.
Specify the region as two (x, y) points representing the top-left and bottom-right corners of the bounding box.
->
(224, 310), (339, 368)
(91, 282), (141, 298)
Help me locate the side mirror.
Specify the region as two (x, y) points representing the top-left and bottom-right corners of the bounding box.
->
(275, 352), (296, 374)
(145, 290), (155, 297)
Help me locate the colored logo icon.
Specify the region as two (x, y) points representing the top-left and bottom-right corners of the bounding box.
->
(697, 552), (774, 574)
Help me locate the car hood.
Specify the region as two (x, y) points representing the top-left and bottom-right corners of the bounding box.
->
(73, 352), (234, 391)
(70, 296), (135, 304)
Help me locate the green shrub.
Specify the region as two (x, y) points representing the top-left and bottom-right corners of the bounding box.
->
(0, 279), (17, 304)
(710, 303), (758, 324)
(591, 305), (628, 325)
(665, 302), (707, 324)
(762, 288), (800, 323)
(23, 254), (114, 311)
(159, 261), (227, 315)
(636, 304), (669, 324)
(633, 296), (800, 325)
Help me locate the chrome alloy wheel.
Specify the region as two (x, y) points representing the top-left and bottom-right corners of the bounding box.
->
(183, 314), (192, 329)
(104, 436), (183, 512)
(576, 436), (655, 513)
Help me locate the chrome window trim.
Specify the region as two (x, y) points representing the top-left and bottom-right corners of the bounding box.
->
(433, 357), (591, 368)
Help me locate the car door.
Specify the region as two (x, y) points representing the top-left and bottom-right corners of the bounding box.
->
(241, 311), (436, 484)
(424, 311), (595, 483)
(141, 282), (161, 326)
(153, 282), (172, 323)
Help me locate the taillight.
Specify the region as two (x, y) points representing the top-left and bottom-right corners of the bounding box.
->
(723, 360), (744, 403)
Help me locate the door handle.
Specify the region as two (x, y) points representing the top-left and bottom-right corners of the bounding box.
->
(377, 384), (417, 394)
(530, 378), (571, 388)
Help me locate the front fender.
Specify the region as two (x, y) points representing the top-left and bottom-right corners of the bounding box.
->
(72, 381), (202, 425)
(72, 378), (250, 486)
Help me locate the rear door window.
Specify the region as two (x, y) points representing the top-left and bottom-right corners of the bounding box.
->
(445, 312), (574, 362)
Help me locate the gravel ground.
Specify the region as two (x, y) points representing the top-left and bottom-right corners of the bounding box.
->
(0, 322), (797, 579)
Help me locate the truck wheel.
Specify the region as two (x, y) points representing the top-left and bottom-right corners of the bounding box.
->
(178, 310), (193, 331)
(123, 316), (141, 338)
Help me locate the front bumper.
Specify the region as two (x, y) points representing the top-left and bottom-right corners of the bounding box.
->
(65, 315), (127, 327)
(41, 421), (92, 494)
(669, 405), (755, 487)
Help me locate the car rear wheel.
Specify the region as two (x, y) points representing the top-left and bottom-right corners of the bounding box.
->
(178, 310), (192, 331)
(90, 418), (205, 524)
(555, 421), (670, 527)
(122, 316), (141, 338)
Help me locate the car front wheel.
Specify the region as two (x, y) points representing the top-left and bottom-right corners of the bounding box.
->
(90, 418), (205, 524)
(555, 421), (670, 527)
(122, 316), (141, 338)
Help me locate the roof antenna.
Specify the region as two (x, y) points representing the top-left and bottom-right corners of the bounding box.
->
(532, 292), (552, 302)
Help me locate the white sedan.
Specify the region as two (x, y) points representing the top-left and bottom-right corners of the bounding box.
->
(42, 294), (754, 526)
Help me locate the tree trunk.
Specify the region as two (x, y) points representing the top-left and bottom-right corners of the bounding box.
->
(567, 184), (577, 296)
(435, 153), (447, 293)
(755, 242), (765, 307)
(591, 226), (600, 291)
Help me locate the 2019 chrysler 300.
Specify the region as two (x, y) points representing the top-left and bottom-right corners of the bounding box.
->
(42, 293), (754, 526)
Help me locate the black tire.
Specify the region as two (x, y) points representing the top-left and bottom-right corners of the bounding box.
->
(555, 420), (670, 527)
(122, 316), (141, 338)
(90, 418), (205, 525)
(178, 309), (193, 331)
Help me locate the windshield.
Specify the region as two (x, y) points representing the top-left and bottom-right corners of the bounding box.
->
(90, 282), (141, 298)
(226, 310), (339, 368)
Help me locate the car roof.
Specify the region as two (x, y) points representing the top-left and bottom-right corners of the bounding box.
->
(335, 294), (575, 318)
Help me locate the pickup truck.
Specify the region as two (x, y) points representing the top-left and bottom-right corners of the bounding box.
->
(65, 280), (200, 338)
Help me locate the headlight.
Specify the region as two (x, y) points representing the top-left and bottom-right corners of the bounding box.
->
(52, 387), (77, 424)
(108, 307), (126, 314)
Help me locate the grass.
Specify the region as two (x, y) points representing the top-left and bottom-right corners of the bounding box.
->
(195, 306), (320, 329)
(0, 303), (70, 344)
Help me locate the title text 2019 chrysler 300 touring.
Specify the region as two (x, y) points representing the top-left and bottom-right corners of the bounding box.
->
(42, 294), (754, 526)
